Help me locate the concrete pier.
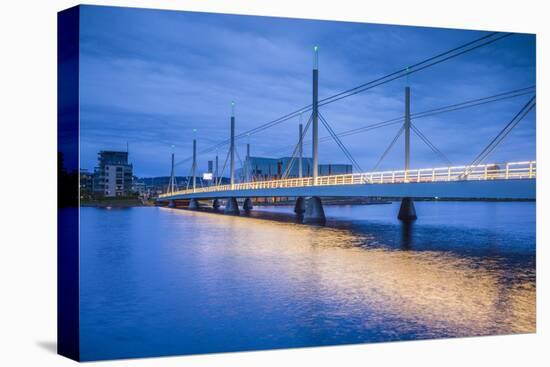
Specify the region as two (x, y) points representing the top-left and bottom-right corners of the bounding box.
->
(243, 198), (253, 211)
(212, 199), (220, 210)
(398, 197), (417, 221)
(294, 197), (306, 215)
(224, 197), (240, 215)
(188, 198), (199, 210)
(303, 196), (326, 224)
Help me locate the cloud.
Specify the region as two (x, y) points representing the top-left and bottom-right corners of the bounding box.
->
(78, 5), (536, 176)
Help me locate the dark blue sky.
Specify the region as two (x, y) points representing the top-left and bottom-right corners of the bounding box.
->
(79, 5), (536, 177)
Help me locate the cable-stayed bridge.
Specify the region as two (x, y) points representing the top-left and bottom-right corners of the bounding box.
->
(157, 32), (536, 224)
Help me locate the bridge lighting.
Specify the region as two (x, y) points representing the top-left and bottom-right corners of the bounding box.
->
(158, 161), (536, 200)
(313, 45), (319, 69)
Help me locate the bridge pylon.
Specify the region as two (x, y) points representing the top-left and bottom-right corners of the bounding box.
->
(400, 84), (417, 221)
(214, 152), (218, 186)
(168, 152), (177, 193)
(312, 46), (319, 185)
(230, 102), (236, 189)
(192, 138), (197, 192)
(405, 86), (411, 174)
(298, 122), (303, 178)
(246, 143), (250, 182)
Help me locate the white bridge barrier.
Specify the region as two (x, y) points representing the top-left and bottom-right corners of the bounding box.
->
(158, 161), (536, 199)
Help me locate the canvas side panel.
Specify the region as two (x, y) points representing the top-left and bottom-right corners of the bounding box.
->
(57, 5), (80, 361)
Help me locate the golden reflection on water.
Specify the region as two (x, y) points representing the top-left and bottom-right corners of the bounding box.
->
(166, 208), (535, 337)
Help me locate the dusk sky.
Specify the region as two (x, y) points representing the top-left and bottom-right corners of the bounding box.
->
(79, 5), (536, 177)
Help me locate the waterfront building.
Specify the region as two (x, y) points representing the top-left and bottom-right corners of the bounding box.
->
(132, 180), (147, 197)
(93, 151), (133, 197)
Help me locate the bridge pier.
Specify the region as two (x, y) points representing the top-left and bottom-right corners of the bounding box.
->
(303, 196), (326, 224)
(224, 197), (240, 215)
(398, 197), (417, 221)
(168, 200), (175, 208)
(212, 199), (220, 210)
(294, 196), (306, 216)
(188, 198), (199, 210)
(243, 198), (253, 211)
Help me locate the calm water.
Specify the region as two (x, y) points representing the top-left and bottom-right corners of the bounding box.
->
(79, 201), (536, 361)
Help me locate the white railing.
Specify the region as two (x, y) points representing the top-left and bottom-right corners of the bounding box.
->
(158, 160), (536, 199)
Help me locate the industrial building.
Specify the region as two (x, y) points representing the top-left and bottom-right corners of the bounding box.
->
(236, 156), (352, 182)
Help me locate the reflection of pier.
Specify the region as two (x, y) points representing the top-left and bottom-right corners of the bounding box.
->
(168, 208), (535, 335)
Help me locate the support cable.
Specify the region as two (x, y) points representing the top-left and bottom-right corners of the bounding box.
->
(267, 86), (534, 156)
(329, 87), (534, 142)
(319, 33), (513, 107)
(185, 165), (193, 190)
(318, 112), (363, 173)
(410, 123), (453, 166)
(463, 96), (536, 176)
(216, 149), (231, 186)
(372, 125), (405, 172)
(319, 32), (502, 105)
(235, 148), (245, 181)
(282, 114), (313, 179)
(174, 32), (513, 167)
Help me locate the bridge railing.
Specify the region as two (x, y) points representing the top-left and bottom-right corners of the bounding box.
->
(158, 160), (536, 199)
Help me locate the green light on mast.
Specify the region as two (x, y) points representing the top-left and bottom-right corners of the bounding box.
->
(313, 45), (319, 69)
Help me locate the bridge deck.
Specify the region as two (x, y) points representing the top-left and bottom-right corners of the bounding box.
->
(158, 161), (536, 201)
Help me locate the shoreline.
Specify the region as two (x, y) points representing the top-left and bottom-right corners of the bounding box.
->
(81, 199), (154, 208)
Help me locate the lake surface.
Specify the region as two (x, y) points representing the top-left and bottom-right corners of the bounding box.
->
(79, 201), (536, 361)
